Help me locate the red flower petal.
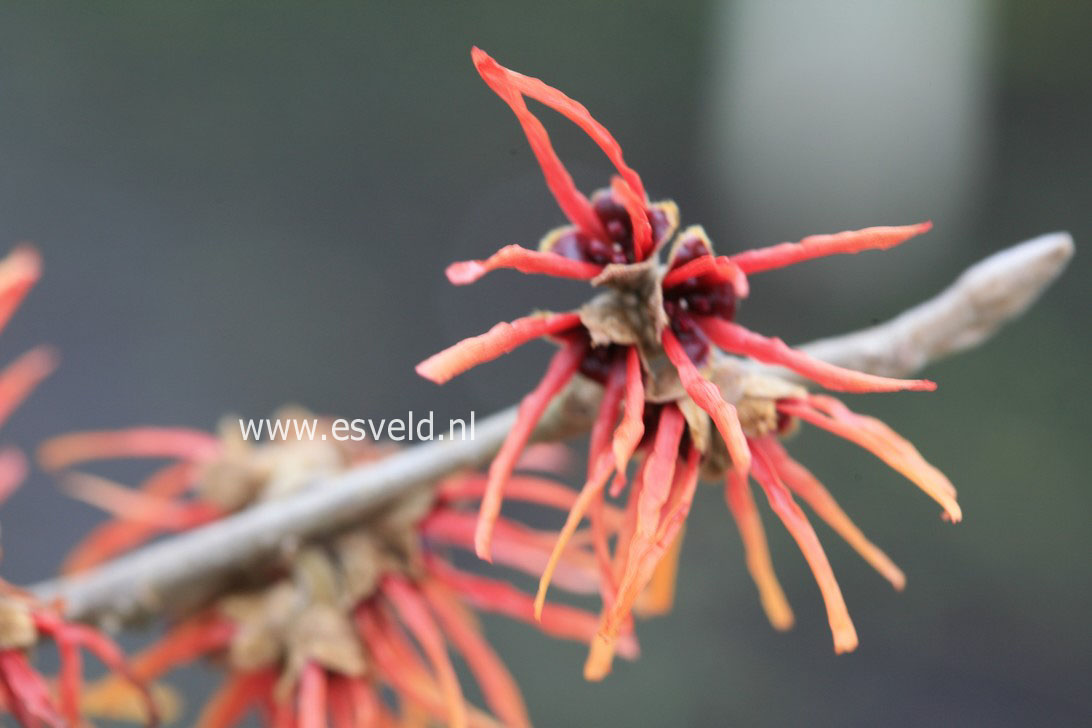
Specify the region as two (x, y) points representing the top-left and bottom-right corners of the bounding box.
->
(472, 48), (607, 241)
(416, 312), (581, 385)
(62, 462), (199, 574)
(729, 222), (932, 275)
(697, 317), (936, 392)
(0, 245), (41, 336)
(609, 177), (652, 261)
(445, 245), (604, 286)
(421, 509), (600, 595)
(497, 57), (647, 202)
(0, 649), (63, 727)
(475, 337), (585, 560)
(749, 438), (858, 654)
(587, 442), (700, 680)
(533, 359), (630, 615)
(778, 395), (961, 522)
(0, 448), (27, 506)
(426, 556), (638, 660)
(61, 471), (220, 528)
(38, 427), (220, 472)
(384, 575), (468, 728)
(533, 450), (614, 617)
(724, 468), (794, 630)
(297, 661), (328, 728)
(195, 670), (273, 728)
(610, 344), (646, 490)
(661, 255), (750, 298)
(0, 346), (57, 430)
(422, 580), (531, 728)
(661, 328), (750, 474)
(128, 614), (235, 682)
(759, 437), (905, 590)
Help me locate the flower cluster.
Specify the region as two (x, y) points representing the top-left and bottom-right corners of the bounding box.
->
(0, 244), (158, 727)
(43, 413), (634, 726)
(418, 49), (960, 678)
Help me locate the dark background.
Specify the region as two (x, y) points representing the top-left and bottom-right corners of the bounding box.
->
(0, 2), (1088, 726)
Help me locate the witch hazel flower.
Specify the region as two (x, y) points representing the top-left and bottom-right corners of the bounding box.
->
(0, 594), (160, 728)
(0, 245), (58, 503)
(46, 411), (632, 726)
(0, 245), (156, 728)
(417, 48), (960, 678)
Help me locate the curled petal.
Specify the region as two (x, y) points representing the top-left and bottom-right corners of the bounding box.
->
(476, 338), (585, 560)
(38, 427), (220, 472)
(472, 48), (607, 241)
(724, 469), (794, 630)
(697, 317), (935, 393)
(500, 62), (647, 201)
(749, 440), (858, 654)
(759, 437), (905, 590)
(445, 245), (603, 286)
(778, 395), (961, 521)
(729, 222), (932, 275)
(661, 255), (750, 298)
(661, 328), (750, 474)
(416, 312), (581, 384)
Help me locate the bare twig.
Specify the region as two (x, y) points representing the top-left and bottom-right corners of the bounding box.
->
(31, 233), (1074, 628)
(789, 232), (1074, 379)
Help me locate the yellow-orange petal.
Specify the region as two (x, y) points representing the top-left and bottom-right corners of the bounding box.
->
(780, 395), (961, 522)
(760, 437), (905, 590)
(750, 442), (858, 653)
(416, 312), (580, 384)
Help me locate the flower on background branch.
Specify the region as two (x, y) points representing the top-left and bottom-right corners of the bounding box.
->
(43, 413), (634, 726)
(0, 244), (160, 727)
(418, 48), (961, 679)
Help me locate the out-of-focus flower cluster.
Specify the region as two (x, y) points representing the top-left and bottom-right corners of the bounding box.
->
(419, 49), (961, 679)
(0, 244), (158, 727)
(41, 414), (635, 726)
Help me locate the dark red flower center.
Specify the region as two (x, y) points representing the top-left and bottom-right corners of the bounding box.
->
(579, 339), (624, 384)
(550, 191), (672, 266)
(663, 239), (738, 365)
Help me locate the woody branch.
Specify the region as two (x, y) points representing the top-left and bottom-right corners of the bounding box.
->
(31, 232), (1074, 629)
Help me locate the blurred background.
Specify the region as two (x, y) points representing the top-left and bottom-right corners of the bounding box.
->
(0, 1), (1087, 725)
